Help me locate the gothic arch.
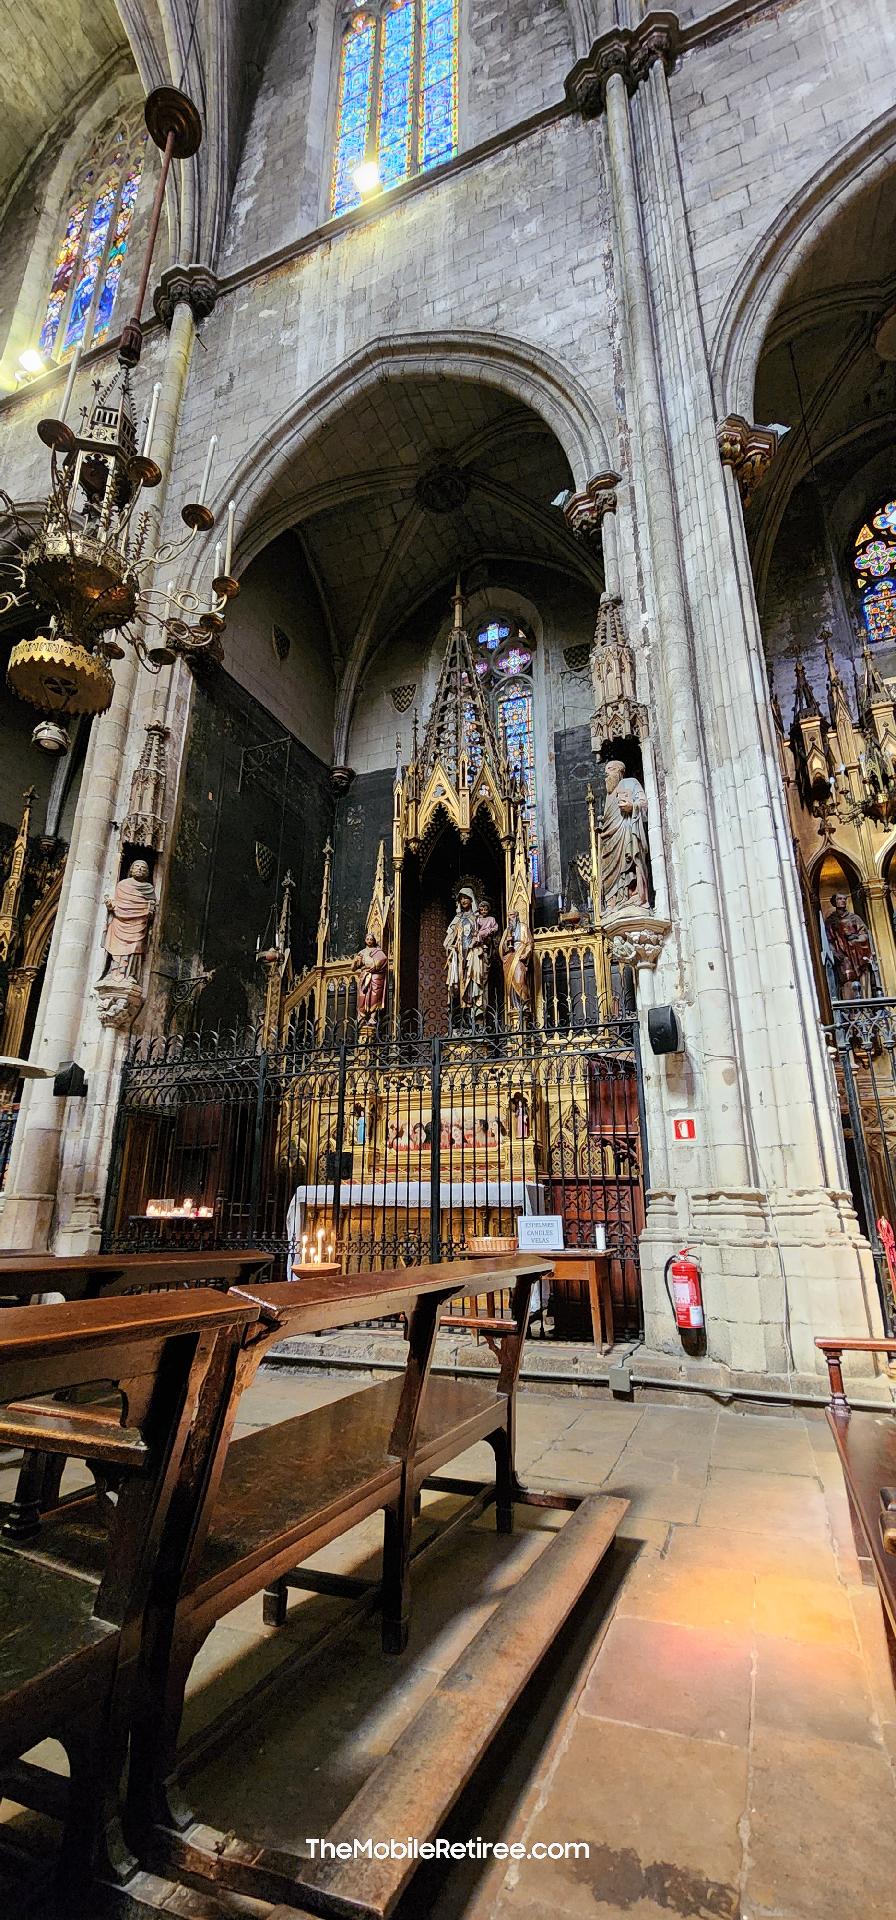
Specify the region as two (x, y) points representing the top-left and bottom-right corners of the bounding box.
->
(199, 330), (614, 582)
(711, 108), (896, 421)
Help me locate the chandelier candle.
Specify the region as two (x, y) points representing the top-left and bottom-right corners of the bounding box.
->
(142, 382), (162, 458)
(197, 434), (217, 507)
(57, 346), (82, 428)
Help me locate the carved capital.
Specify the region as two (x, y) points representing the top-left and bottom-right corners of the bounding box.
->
(94, 973), (145, 1030)
(153, 262), (220, 330)
(562, 472), (620, 549)
(717, 415), (782, 508)
(608, 911), (671, 972)
(565, 12), (681, 117)
(330, 764), (356, 797)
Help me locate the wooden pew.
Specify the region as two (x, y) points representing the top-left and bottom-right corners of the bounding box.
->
(123, 1255), (549, 1840)
(816, 1336), (896, 1685)
(0, 1288), (260, 1899)
(0, 1248), (273, 1540)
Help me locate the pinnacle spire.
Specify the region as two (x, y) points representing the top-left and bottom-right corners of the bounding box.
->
(419, 581), (502, 787)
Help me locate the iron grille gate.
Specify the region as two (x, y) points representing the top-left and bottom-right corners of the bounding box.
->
(103, 1021), (647, 1338)
(831, 996), (896, 1332)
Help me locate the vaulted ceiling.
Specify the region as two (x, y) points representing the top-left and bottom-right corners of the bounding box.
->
(0, 0), (125, 219)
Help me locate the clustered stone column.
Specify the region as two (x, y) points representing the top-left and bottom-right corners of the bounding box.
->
(0, 266), (218, 1253)
(565, 9), (880, 1372)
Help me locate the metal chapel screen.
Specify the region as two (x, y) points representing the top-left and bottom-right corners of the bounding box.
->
(332, 1), (459, 216)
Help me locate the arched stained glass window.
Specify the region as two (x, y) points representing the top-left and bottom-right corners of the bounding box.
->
(331, 1), (458, 217)
(472, 617), (540, 885)
(854, 500), (896, 647)
(38, 108), (147, 361)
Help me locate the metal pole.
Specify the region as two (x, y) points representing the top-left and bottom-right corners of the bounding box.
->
(429, 1035), (442, 1262)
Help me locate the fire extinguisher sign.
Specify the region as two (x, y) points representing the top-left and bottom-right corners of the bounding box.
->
(672, 1116), (697, 1142)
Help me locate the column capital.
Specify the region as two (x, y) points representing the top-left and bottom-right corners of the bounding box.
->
(562, 471), (620, 548)
(717, 414), (782, 507)
(153, 261), (220, 330)
(565, 11), (681, 117)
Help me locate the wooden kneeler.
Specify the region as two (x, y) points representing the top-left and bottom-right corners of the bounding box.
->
(165, 1486), (626, 1920)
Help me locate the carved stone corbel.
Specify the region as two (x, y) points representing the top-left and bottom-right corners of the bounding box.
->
(565, 12), (681, 117)
(717, 416), (782, 508)
(608, 911), (671, 972)
(562, 472), (620, 550)
(94, 975), (145, 1031)
(153, 262), (220, 330)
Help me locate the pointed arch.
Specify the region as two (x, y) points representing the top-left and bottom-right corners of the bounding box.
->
(712, 108), (896, 419)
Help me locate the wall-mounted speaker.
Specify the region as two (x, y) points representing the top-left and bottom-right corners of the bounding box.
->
(647, 1006), (682, 1055)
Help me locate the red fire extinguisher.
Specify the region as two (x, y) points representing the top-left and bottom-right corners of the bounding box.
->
(664, 1248), (704, 1332)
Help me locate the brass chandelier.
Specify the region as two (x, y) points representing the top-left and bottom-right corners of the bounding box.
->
(0, 88), (238, 750)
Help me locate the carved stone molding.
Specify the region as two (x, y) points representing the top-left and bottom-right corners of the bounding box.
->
(591, 594), (649, 745)
(565, 11), (681, 117)
(717, 415), (782, 507)
(608, 911), (671, 972)
(562, 472), (620, 549)
(94, 973), (145, 1031)
(122, 722), (169, 853)
(153, 262), (220, 330)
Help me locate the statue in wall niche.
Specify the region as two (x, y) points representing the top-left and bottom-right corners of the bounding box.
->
(500, 911), (533, 1016)
(469, 896), (499, 1010)
(444, 886), (478, 1008)
(824, 891), (877, 1000)
(353, 929), (388, 1030)
(102, 858), (156, 981)
(600, 761), (650, 916)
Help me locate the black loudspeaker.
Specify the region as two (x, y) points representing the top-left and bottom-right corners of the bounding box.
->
(647, 1006), (682, 1055)
(53, 1061), (88, 1098)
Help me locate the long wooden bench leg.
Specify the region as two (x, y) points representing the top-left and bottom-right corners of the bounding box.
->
(2, 1446), (52, 1538)
(489, 1425), (515, 1535)
(382, 1477), (414, 1655)
(262, 1576), (288, 1627)
(62, 1700), (136, 1892)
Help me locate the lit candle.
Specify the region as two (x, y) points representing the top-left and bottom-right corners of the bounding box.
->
(327, 1243), (334, 1261)
(301, 1234), (308, 1265)
(142, 381), (161, 458)
(197, 433), (217, 505)
(224, 500), (236, 576)
(58, 345), (82, 426)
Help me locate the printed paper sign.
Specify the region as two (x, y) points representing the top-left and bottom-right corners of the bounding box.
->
(517, 1214), (565, 1251)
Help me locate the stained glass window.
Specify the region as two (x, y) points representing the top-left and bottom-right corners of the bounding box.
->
(38, 109), (146, 361)
(472, 617), (540, 884)
(854, 500), (896, 647)
(331, 0), (458, 216)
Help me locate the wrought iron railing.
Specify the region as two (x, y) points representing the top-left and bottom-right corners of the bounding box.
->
(102, 1018), (646, 1338)
(829, 995), (896, 1330)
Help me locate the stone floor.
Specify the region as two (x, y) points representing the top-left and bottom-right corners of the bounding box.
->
(4, 1364), (896, 1920)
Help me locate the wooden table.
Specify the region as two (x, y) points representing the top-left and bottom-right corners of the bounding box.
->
(547, 1248), (615, 1349)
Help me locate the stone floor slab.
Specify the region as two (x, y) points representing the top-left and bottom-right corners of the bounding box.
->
(579, 1615), (752, 1745)
(745, 1728), (896, 1920)
(697, 1467), (828, 1539)
(753, 1633), (877, 1746)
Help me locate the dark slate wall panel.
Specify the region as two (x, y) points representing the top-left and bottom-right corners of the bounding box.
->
(159, 670), (334, 1029)
(329, 770), (395, 959)
(554, 724), (596, 900)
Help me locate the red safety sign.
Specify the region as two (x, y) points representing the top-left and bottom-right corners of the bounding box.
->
(672, 1117), (697, 1142)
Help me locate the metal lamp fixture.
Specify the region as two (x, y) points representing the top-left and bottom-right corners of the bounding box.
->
(0, 88), (239, 747)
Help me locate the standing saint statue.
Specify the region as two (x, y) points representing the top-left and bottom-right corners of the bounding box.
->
(353, 929), (388, 1031)
(499, 911), (533, 1017)
(600, 760), (650, 915)
(469, 895), (499, 1011)
(102, 858), (156, 980)
(444, 886), (478, 1009)
(824, 891), (877, 999)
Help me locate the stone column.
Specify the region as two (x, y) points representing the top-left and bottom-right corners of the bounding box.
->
(566, 16), (881, 1373)
(0, 268), (217, 1252)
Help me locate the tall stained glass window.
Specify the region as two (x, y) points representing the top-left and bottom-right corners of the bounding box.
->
(472, 617), (540, 884)
(854, 500), (896, 647)
(331, 1), (459, 216)
(38, 108), (146, 361)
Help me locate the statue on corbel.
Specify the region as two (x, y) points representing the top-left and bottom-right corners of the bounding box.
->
(94, 721), (169, 1031)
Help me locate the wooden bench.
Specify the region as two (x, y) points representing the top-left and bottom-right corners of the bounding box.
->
(817, 1336), (896, 1685)
(0, 1249), (273, 1540)
(0, 1288), (260, 1899)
